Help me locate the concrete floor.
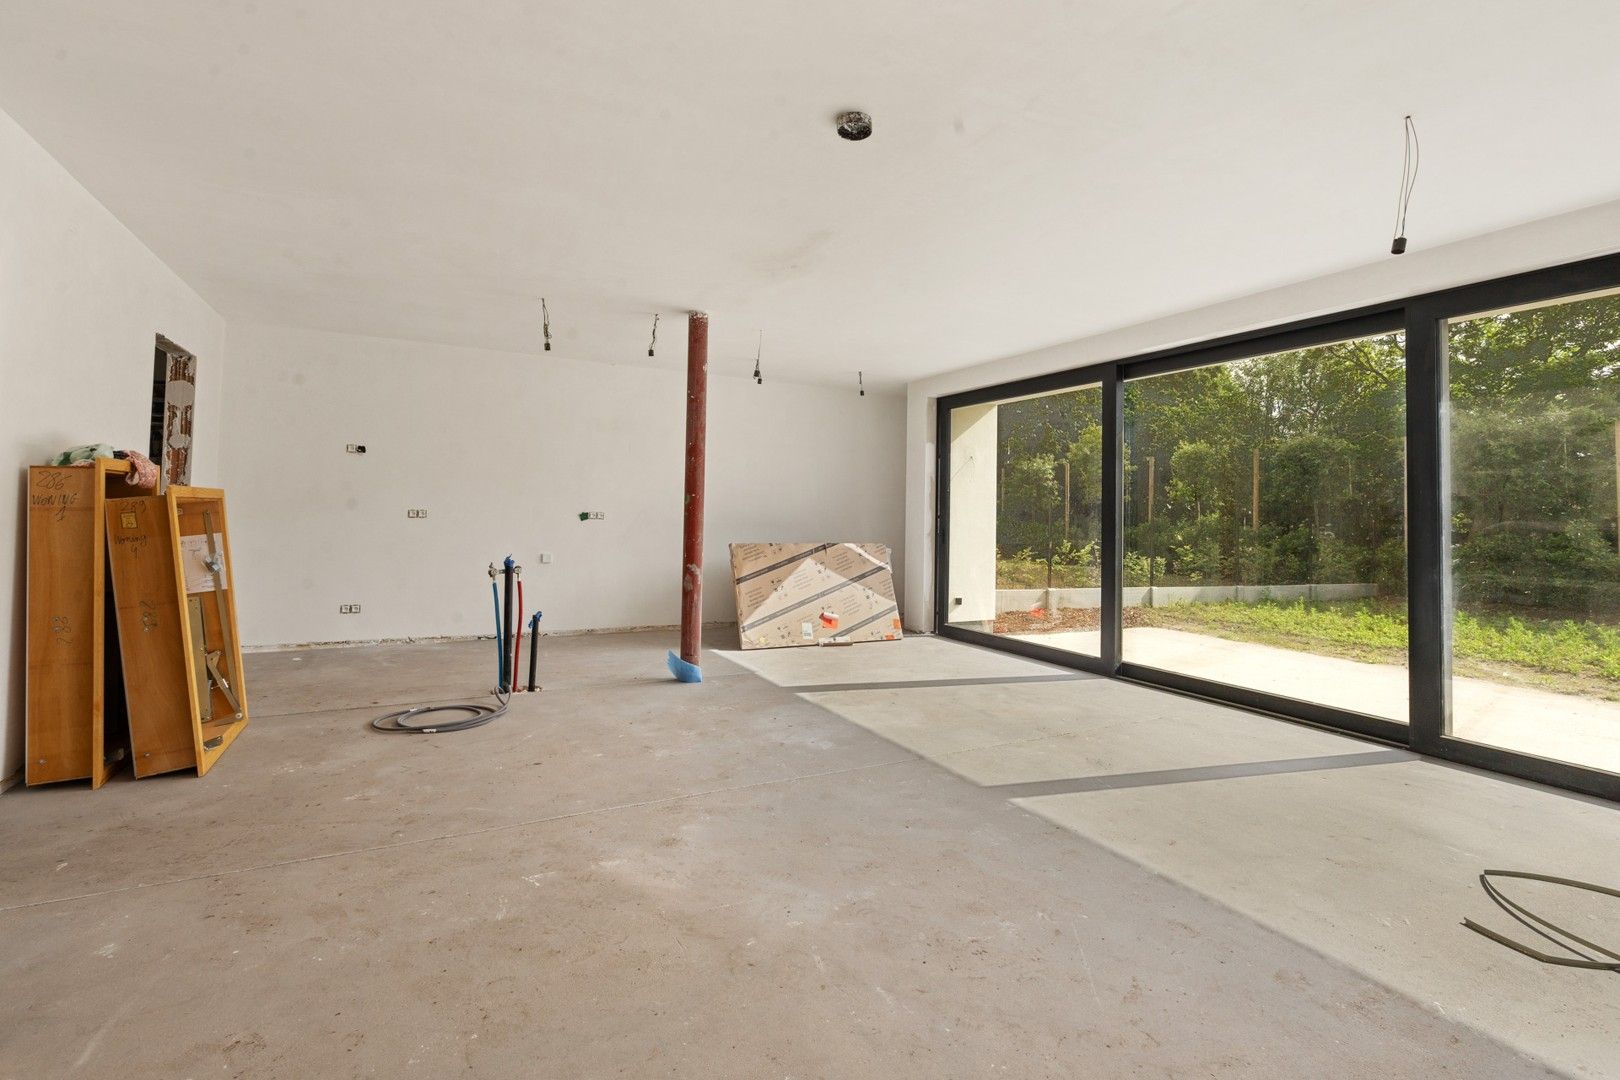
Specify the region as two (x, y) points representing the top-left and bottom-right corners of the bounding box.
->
(1009, 626), (1620, 774)
(1, 630), (1616, 1078)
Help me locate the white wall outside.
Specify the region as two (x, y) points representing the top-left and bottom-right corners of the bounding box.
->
(944, 402), (997, 627)
(0, 107), (226, 783)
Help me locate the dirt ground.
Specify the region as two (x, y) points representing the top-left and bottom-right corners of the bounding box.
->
(994, 605), (1156, 635)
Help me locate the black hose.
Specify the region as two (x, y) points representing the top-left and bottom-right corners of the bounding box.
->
(527, 614), (540, 692)
(371, 692), (509, 734)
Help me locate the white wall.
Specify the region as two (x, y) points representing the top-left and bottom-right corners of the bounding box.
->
(220, 322), (905, 648)
(903, 199), (1620, 631)
(0, 107), (226, 783)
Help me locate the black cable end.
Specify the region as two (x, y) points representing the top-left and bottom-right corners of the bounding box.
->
(1390, 236), (1407, 255)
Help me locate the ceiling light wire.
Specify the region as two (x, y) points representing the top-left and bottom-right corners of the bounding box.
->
(1391, 114), (1420, 255)
(541, 297), (552, 352)
(859, 371), (865, 397)
(753, 331), (763, 384)
(648, 313), (659, 357)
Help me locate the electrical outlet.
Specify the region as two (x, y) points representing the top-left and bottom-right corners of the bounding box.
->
(345, 444), (367, 454)
(539, 552), (553, 565)
(407, 509), (427, 518)
(339, 604), (362, 614)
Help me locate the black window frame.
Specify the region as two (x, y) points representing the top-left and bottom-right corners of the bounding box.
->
(934, 251), (1620, 802)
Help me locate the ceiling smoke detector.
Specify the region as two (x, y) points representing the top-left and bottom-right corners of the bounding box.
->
(836, 111), (873, 141)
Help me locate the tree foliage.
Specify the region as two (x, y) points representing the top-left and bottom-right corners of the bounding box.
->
(987, 291), (1620, 615)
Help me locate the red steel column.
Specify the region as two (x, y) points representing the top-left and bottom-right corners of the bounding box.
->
(680, 312), (709, 665)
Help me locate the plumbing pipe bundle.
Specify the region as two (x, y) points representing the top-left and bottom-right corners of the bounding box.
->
(489, 557), (544, 694)
(486, 556), (539, 693)
(509, 583), (544, 693)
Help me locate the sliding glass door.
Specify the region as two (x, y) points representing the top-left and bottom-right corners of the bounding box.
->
(1122, 331), (1409, 723)
(944, 383), (1105, 660)
(936, 253), (1620, 801)
(1444, 289), (1620, 776)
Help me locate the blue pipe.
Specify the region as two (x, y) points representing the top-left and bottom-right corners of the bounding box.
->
(491, 580), (505, 689)
(501, 555), (516, 694)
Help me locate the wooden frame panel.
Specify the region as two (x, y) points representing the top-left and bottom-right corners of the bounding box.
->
(25, 458), (133, 787)
(106, 495), (196, 777)
(169, 487), (249, 775)
(104, 486), (248, 778)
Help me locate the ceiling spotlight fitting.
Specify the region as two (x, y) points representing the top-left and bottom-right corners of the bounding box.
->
(836, 111), (873, 141)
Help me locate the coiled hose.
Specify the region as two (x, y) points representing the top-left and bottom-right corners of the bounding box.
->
(370, 579), (510, 734)
(370, 695), (508, 734)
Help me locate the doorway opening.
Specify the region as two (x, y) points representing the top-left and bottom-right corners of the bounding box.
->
(150, 335), (197, 491)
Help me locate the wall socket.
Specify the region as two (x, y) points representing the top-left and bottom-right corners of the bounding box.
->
(538, 552), (553, 565)
(406, 508), (428, 518)
(577, 511), (605, 521)
(345, 444), (367, 454)
(339, 604), (362, 614)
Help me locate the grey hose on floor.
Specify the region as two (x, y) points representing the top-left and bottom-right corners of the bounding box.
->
(1463, 869), (1620, 971)
(371, 692), (509, 734)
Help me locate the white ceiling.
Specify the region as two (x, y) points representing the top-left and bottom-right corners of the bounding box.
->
(4, 1), (1620, 387)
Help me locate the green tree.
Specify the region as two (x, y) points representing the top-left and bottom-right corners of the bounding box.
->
(1167, 441), (1223, 519)
(1001, 454), (1064, 589)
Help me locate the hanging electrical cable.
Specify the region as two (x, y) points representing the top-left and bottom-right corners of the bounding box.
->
(541, 297), (553, 352)
(753, 331), (763, 385)
(648, 313), (660, 357)
(1391, 114), (1420, 255)
(858, 371), (866, 397)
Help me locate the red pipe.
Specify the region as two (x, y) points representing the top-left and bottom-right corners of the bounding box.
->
(680, 312), (708, 665)
(513, 580), (524, 692)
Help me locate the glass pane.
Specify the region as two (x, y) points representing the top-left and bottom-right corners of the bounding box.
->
(946, 384), (1104, 658)
(1446, 290), (1620, 775)
(1123, 332), (1409, 721)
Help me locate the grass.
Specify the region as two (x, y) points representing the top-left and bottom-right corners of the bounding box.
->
(1137, 598), (1620, 699)
(995, 558), (1095, 590)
